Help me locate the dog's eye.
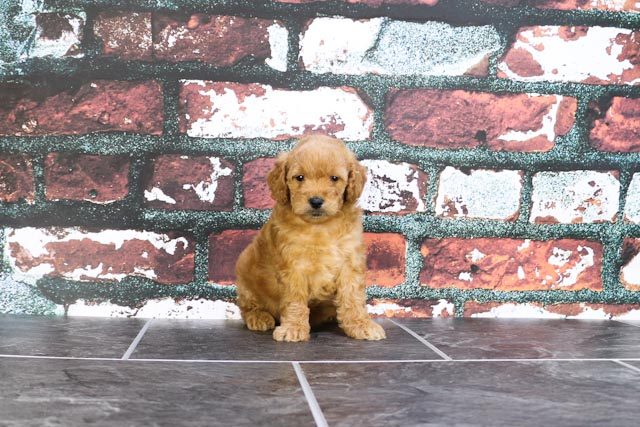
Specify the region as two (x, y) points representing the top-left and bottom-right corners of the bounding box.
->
(330, 176), (339, 182)
(295, 175), (304, 182)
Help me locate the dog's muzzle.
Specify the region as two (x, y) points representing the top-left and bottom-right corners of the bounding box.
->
(309, 197), (324, 210)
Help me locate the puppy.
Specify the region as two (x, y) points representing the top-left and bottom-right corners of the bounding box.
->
(235, 135), (386, 342)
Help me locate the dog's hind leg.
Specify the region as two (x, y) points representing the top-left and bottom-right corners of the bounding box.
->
(237, 284), (277, 332)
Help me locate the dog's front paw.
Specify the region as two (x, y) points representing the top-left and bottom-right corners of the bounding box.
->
(273, 324), (310, 342)
(244, 311), (276, 331)
(343, 320), (386, 340)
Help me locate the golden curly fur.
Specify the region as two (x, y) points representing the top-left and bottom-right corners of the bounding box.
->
(235, 135), (386, 342)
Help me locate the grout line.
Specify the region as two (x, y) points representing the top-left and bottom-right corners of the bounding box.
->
(388, 319), (453, 361)
(292, 362), (329, 427)
(612, 360), (640, 374)
(121, 318), (154, 360)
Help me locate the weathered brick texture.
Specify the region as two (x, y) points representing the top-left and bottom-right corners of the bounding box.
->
(6, 228), (195, 285)
(435, 167), (523, 220)
(2, 0), (640, 318)
(385, 90), (576, 150)
(530, 171), (619, 223)
(0, 154), (34, 203)
(94, 11), (153, 61)
(420, 238), (603, 291)
(179, 81), (373, 140)
(144, 155), (235, 210)
(368, 299), (455, 318)
(0, 81), (164, 136)
(589, 97), (640, 152)
(301, 18), (500, 76)
(465, 302), (640, 319)
(45, 154), (130, 204)
(499, 26), (640, 84)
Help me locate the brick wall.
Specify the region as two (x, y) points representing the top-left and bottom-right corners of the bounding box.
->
(1, 0), (640, 319)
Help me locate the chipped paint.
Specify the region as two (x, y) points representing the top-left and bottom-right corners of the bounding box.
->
(470, 303), (566, 319)
(26, 14), (84, 59)
(367, 301), (412, 316)
(431, 299), (455, 317)
(266, 22), (288, 72)
(65, 298), (241, 319)
(183, 81), (372, 140)
(300, 17), (500, 76)
(499, 26), (640, 84)
(624, 173), (640, 222)
(621, 250), (640, 287)
(497, 95), (562, 144)
(530, 171), (619, 223)
(470, 302), (640, 320)
(549, 245), (595, 288)
(5, 228), (190, 284)
(145, 187), (178, 204)
(181, 157), (233, 203)
(359, 160), (426, 213)
(436, 167), (522, 220)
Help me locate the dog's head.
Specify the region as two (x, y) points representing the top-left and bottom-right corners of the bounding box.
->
(267, 135), (367, 222)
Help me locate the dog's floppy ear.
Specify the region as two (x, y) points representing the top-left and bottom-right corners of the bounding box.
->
(345, 158), (367, 204)
(267, 152), (289, 204)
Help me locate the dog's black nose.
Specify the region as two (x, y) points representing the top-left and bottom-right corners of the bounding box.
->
(309, 197), (324, 209)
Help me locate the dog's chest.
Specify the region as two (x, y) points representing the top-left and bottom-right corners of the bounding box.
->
(279, 230), (355, 292)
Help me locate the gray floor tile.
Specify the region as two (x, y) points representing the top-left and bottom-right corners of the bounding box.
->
(394, 318), (640, 359)
(0, 358), (315, 427)
(131, 318), (442, 361)
(0, 315), (147, 358)
(302, 360), (640, 427)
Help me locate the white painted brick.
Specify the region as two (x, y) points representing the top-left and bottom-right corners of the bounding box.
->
(530, 171), (619, 223)
(498, 26), (640, 84)
(26, 14), (85, 59)
(300, 17), (501, 76)
(181, 81), (373, 140)
(624, 173), (640, 223)
(436, 167), (523, 220)
(359, 159), (428, 214)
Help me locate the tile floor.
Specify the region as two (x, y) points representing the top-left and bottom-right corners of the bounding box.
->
(1, 315), (640, 426)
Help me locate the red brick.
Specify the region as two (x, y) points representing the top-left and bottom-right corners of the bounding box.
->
(621, 239), (640, 290)
(26, 13), (84, 60)
(590, 97), (640, 152)
(0, 154), (34, 203)
(385, 89), (575, 151)
(368, 299), (454, 318)
(498, 26), (640, 84)
(94, 11), (152, 61)
(420, 238), (603, 291)
(144, 155), (235, 211)
(465, 301), (640, 319)
(243, 158), (276, 210)
(360, 160), (428, 214)
(179, 81), (372, 140)
(0, 81), (163, 136)
(45, 153), (130, 203)
(7, 228), (194, 285)
(209, 229), (259, 285)
(364, 233), (406, 287)
(153, 14), (285, 68)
